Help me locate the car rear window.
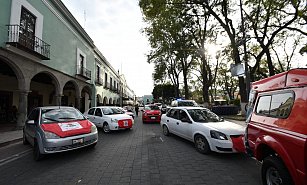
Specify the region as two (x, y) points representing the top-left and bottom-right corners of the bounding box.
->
(256, 92), (294, 118)
(41, 108), (85, 123)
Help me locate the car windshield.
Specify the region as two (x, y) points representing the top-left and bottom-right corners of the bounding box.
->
(187, 109), (221, 123)
(102, 107), (122, 115)
(178, 101), (198, 107)
(145, 105), (160, 110)
(41, 108), (85, 123)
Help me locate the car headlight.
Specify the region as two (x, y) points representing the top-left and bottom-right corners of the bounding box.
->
(91, 125), (97, 133)
(44, 131), (60, 139)
(210, 130), (228, 140)
(111, 118), (118, 123)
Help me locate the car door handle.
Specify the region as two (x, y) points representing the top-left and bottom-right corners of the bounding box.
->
(176, 122), (179, 125)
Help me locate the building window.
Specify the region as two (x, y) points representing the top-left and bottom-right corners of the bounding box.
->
(105, 73), (108, 88)
(19, 7), (36, 49)
(76, 48), (87, 75)
(110, 77), (113, 89)
(96, 65), (100, 79)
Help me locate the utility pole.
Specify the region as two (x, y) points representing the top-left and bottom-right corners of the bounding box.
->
(239, 0), (251, 101)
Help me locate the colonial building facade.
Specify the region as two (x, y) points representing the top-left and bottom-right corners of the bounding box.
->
(0, 0), (135, 128)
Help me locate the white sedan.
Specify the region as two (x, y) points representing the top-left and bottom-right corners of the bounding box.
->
(160, 107), (245, 154)
(84, 106), (134, 133)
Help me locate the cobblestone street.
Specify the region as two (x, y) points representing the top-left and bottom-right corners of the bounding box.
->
(0, 117), (261, 185)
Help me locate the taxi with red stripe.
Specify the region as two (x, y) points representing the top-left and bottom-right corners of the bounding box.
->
(23, 106), (98, 161)
(84, 106), (134, 133)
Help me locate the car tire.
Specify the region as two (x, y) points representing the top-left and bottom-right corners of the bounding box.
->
(162, 125), (170, 136)
(261, 156), (294, 185)
(22, 131), (29, 145)
(194, 135), (211, 154)
(102, 122), (110, 133)
(33, 140), (44, 161)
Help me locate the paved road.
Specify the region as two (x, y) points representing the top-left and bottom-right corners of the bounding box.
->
(0, 116), (261, 185)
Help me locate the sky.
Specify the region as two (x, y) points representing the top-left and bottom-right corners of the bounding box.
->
(61, 0), (154, 97)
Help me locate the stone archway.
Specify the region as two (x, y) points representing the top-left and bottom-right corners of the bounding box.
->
(29, 72), (60, 113)
(113, 99), (116, 106)
(103, 97), (108, 105)
(109, 98), (112, 105)
(62, 80), (79, 108)
(0, 58), (23, 124)
(80, 85), (92, 113)
(96, 94), (102, 106)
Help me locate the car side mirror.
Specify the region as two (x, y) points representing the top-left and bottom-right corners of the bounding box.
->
(27, 120), (35, 125)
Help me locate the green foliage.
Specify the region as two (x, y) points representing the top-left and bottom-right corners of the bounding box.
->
(152, 84), (176, 101)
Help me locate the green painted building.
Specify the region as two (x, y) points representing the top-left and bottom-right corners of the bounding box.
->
(0, 0), (134, 128)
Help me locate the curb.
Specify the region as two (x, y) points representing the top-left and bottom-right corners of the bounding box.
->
(0, 138), (23, 148)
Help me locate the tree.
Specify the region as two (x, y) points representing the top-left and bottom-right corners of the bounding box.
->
(152, 84), (176, 102)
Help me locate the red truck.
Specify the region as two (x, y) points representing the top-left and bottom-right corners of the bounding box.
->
(245, 68), (307, 185)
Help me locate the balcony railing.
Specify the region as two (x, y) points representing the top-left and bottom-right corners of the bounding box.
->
(95, 77), (103, 85)
(6, 25), (50, 60)
(77, 66), (91, 80)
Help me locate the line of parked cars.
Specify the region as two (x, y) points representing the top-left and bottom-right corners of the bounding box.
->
(23, 106), (135, 161)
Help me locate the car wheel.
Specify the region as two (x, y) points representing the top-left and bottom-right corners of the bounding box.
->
(103, 123), (110, 133)
(262, 156), (294, 185)
(22, 131), (29, 145)
(33, 140), (44, 161)
(162, 125), (170, 136)
(194, 135), (211, 154)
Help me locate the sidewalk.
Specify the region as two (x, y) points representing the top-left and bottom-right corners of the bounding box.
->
(0, 123), (23, 148)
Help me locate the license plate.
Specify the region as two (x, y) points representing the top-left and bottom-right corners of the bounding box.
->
(124, 121), (128, 126)
(151, 117), (156, 119)
(72, 138), (84, 145)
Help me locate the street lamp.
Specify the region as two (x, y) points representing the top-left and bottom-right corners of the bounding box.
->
(239, 0), (251, 100)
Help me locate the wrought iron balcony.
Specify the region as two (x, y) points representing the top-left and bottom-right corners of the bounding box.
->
(6, 25), (50, 60)
(95, 77), (103, 85)
(77, 66), (91, 80)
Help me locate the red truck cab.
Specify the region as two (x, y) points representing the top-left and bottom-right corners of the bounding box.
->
(245, 68), (307, 185)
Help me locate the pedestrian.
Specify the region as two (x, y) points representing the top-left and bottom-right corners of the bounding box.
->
(135, 104), (139, 117)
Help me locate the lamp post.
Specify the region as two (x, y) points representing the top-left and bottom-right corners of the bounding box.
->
(239, 0), (251, 101)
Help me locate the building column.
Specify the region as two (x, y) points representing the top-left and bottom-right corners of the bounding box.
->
(16, 91), (28, 129)
(75, 96), (81, 110)
(55, 94), (62, 106)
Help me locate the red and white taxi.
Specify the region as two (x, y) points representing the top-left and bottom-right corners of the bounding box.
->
(23, 106), (98, 161)
(142, 104), (161, 123)
(84, 106), (134, 133)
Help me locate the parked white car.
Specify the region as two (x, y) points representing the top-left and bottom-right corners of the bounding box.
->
(160, 107), (245, 154)
(84, 106), (134, 133)
(117, 107), (135, 119)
